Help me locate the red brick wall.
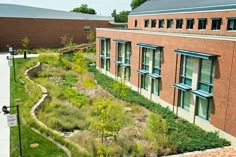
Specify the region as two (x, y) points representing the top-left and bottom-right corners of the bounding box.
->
(96, 29), (236, 137)
(0, 17), (113, 51)
(128, 10), (236, 36)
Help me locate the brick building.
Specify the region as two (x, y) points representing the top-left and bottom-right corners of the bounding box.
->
(96, 0), (236, 145)
(0, 4), (114, 51)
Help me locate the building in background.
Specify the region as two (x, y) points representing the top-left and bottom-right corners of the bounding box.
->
(0, 4), (114, 51)
(96, 0), (236, 145)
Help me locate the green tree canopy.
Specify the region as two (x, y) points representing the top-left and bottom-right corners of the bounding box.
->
(71, 4), (96, 14)
(112, 10), (130, 23)
(130, 0), (147, 10)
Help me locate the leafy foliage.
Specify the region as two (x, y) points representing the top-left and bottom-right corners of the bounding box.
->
(130, 0), (147, 10)
(73, 51), (88, 80)
(89, 65), (230, 152)
(112, 9), (130, 23)
(87, 31), (96, 43)
(60, 34), (74, 47)
(89, 97), (127, 143)
(72, 4), (96, 15)
(21, 36), (30, 49)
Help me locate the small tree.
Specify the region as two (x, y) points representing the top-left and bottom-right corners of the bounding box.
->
(73, 50), (88, 81)
(21, 36), (30, 50)
(89, 97), (126, 143)
(60, 34), (74, 48)
(130, 0), (147, 10)
(87, 31), (96, 43)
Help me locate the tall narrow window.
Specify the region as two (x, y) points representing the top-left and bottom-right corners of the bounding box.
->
(125, 43), (131, 64)
(135, 20), (138, 27)
(178, 91), (191, 111)
(158, 19), (164, 28)
(124, 67), (130, 81)
(167, 19), (173, 29)
(198, 59), (215, 93)
(180, 56), (194, 86)
(211, 18), (221, 30)
(151, 19), (156, 28)
(186, 19), (194, 29)
(196, 98), (210, 120)
(153, 49), (161, 75)
(176, 19), (183, 29)
(144, 19), (149, 28)
(142, 48), (150, 71)
(152, 79), (159, 96)
(227, 18), (236, 30)
(198, 18), (207, 30)
(141, 75), (149, 90)
(101, 40), (105, 55)
(118, 43), (124, 62)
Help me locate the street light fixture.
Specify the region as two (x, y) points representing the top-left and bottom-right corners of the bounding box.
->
(2, 105), (23, 157)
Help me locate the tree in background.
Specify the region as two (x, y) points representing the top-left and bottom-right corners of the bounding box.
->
(111, 9), (130, 23)
(87, 31), (96, 43)
(130, 0), (147, 10)
(21, 36), (30, 50)
(71, 4), (96, 14)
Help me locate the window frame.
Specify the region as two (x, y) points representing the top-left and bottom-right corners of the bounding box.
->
(196, 97), (211, 120)
(227, 18), (236, 30)
(152, 49), (161, 75)
(180, 55), (194, 87)
(142, 48), (150, 71)
(151, 19), (157, 28)
(141, 75), (149, 90)
(151, 79), (160, 96)
(176, 19), (183, 29)
(198, 59), (215, 94)
(125, 43), (131, 64)
(178, 91), (191, 111)
(144, 19), (149, 28)
(198, 18), (207, 30)
(211, 18), (222, 30)
(135, 19), (138, 27)
(158, 19), (164, 28)
(186, 19), (194, 29)
(167, 19), (173, 29)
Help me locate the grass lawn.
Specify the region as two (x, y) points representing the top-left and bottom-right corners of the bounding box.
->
(10, 58), (67, 157)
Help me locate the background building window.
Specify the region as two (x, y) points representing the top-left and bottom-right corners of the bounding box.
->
(178, 91), (191, 111)
(176, 19), (183, 29)
(135, 20), (137, 27)
(198, 18), (207, 29)
(186, 19), (194, 29)
(151, 19), (156, 28)
(159, 19), (164, 28)
(211, 18), (221, 30)
(84, 25), (90, 31)
(144, 19), (149, 28)
(198, 59), (215, 93)
(227, 18), (236, 30)
(196, 98), (210, 120)
(167, 19), (173, 29)
(180, 56), (193, 86)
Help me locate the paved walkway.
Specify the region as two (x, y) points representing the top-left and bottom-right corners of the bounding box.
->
(168, 147), (236, 157)
(0, 52), (10, 157)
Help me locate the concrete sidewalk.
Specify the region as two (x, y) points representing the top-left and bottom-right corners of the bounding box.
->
(0, 52), (10, 157)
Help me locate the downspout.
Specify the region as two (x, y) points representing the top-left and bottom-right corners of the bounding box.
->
(224, 41), (236, 131)
(173, 54), (179, 114)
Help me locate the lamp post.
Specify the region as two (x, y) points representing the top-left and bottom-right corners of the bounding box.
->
(9, 46), (16, 82)
(2, 105), (23, 157)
